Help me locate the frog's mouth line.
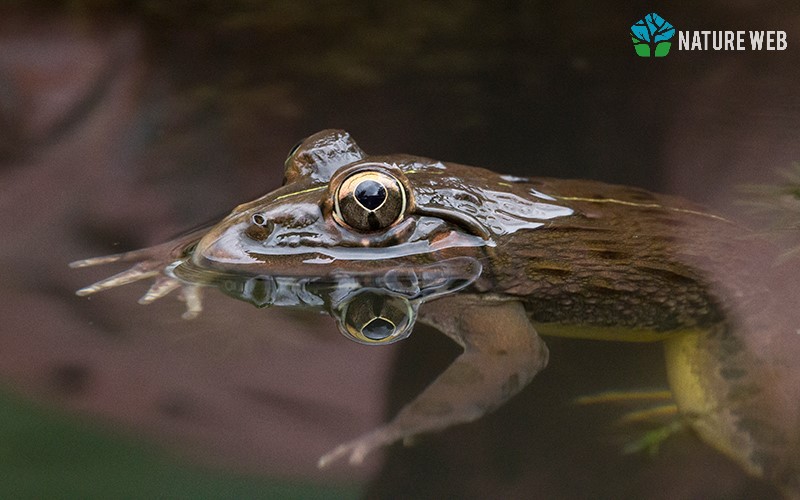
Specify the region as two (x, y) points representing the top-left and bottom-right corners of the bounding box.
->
(413, 206), (491, 240)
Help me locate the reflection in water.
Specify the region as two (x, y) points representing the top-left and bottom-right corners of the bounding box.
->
(177, 256), (482, 345)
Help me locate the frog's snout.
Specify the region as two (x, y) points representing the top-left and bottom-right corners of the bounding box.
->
(191, 219), (268, 267)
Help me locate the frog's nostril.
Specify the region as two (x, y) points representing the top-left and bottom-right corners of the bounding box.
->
(252, 214), (267, 226)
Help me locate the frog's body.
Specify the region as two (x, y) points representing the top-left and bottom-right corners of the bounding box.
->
(73, 130), (800, 497)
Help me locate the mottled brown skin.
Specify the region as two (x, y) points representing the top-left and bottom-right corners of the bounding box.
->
(72, 130), (800, 497)
(469, 177), (726, 334)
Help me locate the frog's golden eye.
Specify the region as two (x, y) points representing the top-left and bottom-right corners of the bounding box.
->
(333, 171), (406, 232)
(338, 291), (414, 345)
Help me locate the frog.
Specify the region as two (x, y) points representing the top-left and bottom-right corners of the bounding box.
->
(72, 129), (800, 497)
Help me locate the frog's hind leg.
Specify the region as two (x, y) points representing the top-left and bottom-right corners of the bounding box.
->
(319, 297), (547, 467)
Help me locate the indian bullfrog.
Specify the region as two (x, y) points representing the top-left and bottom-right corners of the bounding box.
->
(72, 129), (800, 497)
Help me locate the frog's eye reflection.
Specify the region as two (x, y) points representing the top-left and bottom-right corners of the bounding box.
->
(334, 171), (406, 232)
(338, 291), (414, 345)
(361, 316), (396, 340)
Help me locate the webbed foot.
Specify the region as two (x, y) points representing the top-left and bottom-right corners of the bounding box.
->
(575, 388), (684, 456)
(71, 227), (209, 318)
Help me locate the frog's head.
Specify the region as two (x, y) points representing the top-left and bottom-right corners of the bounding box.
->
(191, 130), (487, 274)
(74, 129), (572, 344)
(192, 129), (571, 275)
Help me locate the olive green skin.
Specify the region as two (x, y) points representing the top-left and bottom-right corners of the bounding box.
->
(74, 130), (800, 496)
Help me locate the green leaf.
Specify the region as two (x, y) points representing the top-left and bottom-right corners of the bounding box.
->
(633, 44), (651, 57)
(654, 41), (672, 57)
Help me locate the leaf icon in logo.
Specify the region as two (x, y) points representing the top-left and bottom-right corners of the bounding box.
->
(630, 13), (675, 57)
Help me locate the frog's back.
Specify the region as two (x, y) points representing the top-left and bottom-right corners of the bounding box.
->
(479, 177), (740, 340)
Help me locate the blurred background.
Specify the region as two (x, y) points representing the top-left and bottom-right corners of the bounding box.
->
(0, 1), (798, 498)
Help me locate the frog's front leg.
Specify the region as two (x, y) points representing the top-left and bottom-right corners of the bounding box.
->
(319, 297), (547, 467)
(70, 226), (211, 318)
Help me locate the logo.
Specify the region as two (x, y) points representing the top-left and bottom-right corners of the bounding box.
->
(630, 12), (788, 55)
(630, 13), (676, 57)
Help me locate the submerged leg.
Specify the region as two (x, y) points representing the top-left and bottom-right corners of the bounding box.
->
(319, 297), (547, 467)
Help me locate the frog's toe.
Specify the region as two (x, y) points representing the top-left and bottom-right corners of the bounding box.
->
(138, 275), (182, 304)
(574, 389), (674, 406)
(178, 284), (203, 320)
(317, 442), (365, 469)
(622, 420), (686, 456)
(318, 427), (400, 469)
(75, 264), (161, 296)
(70, 244), (167, 269)
(615, 403), (679, 426)
(70, 253), (128, 268)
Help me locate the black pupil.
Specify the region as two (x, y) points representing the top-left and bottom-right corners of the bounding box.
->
(354, 180), (386, 210)
(362, 317), (394, 340)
